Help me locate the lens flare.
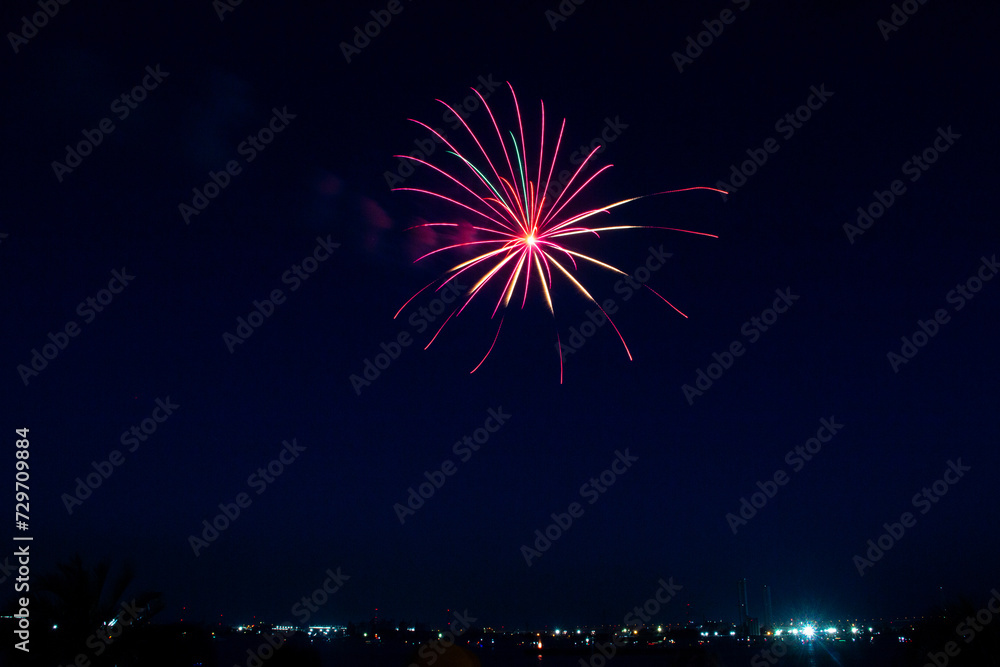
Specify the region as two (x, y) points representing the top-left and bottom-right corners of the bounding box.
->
(393, 83), (724, 381)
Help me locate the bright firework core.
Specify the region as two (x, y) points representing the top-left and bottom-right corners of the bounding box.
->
(392, 82), (725, 381)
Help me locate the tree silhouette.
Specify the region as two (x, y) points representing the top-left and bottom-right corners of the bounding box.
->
(1, 554), (163, 666)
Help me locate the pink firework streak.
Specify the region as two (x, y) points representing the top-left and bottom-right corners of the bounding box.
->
(393, 83), (725, 383)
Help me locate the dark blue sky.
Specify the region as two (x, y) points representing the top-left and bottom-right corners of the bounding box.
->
(3, 0), (998, 631)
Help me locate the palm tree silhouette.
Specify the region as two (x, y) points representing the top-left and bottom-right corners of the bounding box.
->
(2, 554), (163, 666)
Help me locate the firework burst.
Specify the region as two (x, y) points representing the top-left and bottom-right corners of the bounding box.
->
(393, 82), (724, 382)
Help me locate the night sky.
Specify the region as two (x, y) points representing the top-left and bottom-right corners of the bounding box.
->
(3, 0), (999, 632)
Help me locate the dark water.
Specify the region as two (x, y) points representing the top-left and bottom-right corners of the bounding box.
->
(288, 640), (912, 667)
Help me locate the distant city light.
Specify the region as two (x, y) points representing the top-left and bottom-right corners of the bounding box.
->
(803, 626), (816, 638)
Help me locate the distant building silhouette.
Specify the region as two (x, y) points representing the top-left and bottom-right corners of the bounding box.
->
(737, 578), (749, 633)
(762, 584), (773, 631)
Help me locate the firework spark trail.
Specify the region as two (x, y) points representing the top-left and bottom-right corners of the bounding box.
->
(393, 82), (725, 381)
